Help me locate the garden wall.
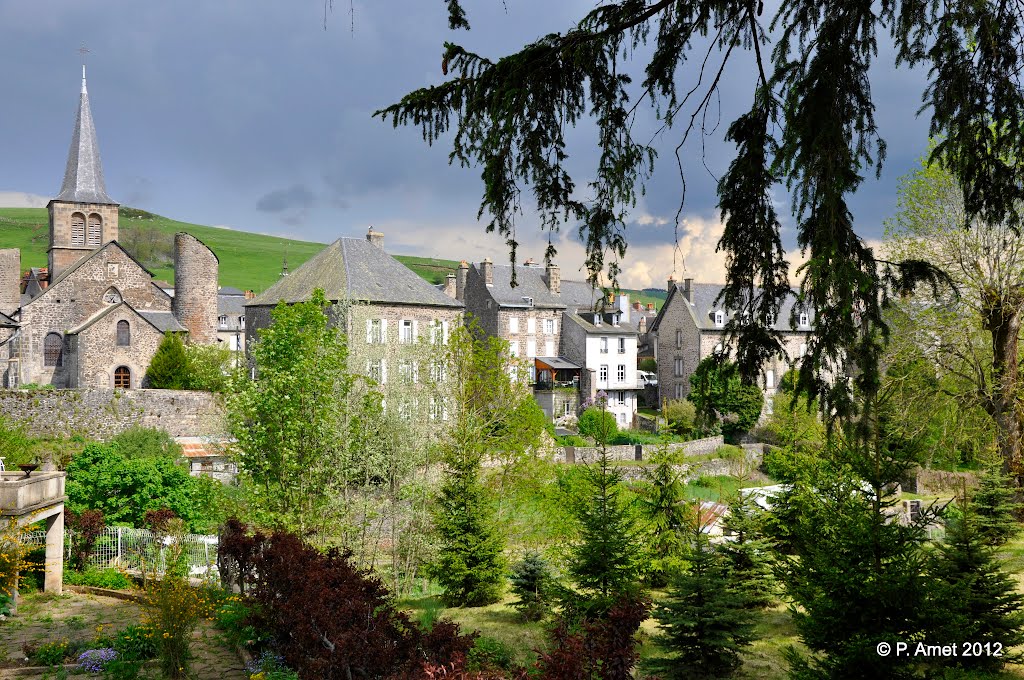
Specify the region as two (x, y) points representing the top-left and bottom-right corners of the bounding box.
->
(0, 388), (228, 440)
(557, 434), (725, 464)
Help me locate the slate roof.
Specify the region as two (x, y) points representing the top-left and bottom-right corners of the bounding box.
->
(138, 311), (187, 333)
(482, 264), (603, 311)
(248, 237), (462, 308)
(218, 294), (246, 316)
(55, 71), (115, 205)
(563, 310), (638, 336)
(650, 282), (814, 334)
(218, 286), (245, 296)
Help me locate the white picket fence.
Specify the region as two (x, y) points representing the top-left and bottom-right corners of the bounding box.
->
(22, 526), (218, 578)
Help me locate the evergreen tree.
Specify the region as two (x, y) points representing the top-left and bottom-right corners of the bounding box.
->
(928, 501), (1024, 673)
(145, 332), (189, 389)
(431, 456), (506, 607)
(972, 468), (1019, 546)
(509, 552), (554, 622)
(566, 442), (644, 618)
(649, 530), (755, 679)
(638, 447), (688, 586)
(721, 493), (775, 608)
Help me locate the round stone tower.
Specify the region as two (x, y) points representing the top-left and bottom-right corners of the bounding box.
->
(172, 232), (219, 345)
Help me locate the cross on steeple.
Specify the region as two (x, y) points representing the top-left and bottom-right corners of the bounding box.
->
(78, 45), (90, 93)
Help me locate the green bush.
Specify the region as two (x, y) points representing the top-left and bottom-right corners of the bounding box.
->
(213, 595), (267, 650)
(64, 567), (133, 590)
(110, 427), (182, 459)
(467, 635), (517, 671)
(578, 407), (618, 441)
(663, 399), (697, 436)
(184, 343), (233, 392)
(145, 332), (190, 389)
(509, 552), (554, 622)
(113, 624), (158, 662)
(556, 434), (589, 446)
(639, 358), (657, 373)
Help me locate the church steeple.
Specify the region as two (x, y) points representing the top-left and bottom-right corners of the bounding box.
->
(47, 67), (119, 281)
(56, 65), (114, 205)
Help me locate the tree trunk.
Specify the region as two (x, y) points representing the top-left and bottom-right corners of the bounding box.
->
(982, 287), (1024, 487)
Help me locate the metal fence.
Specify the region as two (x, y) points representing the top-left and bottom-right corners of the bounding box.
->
(22, 526), (219, 579)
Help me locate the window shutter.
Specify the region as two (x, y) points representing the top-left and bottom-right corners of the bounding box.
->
(366, 320), (373, 344)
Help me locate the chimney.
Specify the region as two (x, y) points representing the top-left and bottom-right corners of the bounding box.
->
(546, 262), (560, 294)
(682, 277), (693, 303)
(667, 275), (676, 294)
(524, 257), (535, 267)
(633, 301), (642, 311)
(0, 250), (20, 316)
(638, 316), (647, 333)
(443, 273), (457, 299)
(245, 289), (256, 300)
(366, 226), (384, 249)
(456, 260), (469, 301)
(646, 303), (655, 311)
(481, 257), (494, 286)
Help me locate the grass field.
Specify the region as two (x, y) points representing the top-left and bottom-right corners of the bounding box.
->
(0, 207), (660, 306)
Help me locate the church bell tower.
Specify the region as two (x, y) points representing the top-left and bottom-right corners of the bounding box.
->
(47, 66), (119, 281)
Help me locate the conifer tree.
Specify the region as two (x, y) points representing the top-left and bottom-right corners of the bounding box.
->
(145, 332), (189, 389)
(649, 530), (755, 679)
(928, 500), (1024, 673)
(431, 456), (506, 607)
(509, 552), (554, 622)
(721, 492), (775, 608)
(638, 447), (688, 586)
(972, 468), (1019, 546)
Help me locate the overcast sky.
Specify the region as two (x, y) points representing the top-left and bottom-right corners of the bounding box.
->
(0, 1), (934, 289)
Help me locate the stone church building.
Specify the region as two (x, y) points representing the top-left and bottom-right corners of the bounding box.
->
(0, 69), (220, 388)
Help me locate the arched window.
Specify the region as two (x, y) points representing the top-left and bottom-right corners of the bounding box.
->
(103, 287), (122, 304)
(116, 320), (130, 346)
(43, 333), (63, 367)
(87, 213), (102, 246)
(70, 212), (86, 246)
(114, 366), (131, 389)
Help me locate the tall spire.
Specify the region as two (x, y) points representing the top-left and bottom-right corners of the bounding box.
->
(56, 66), (114, 204)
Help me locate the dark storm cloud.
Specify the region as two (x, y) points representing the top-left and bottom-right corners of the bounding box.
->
(256, 185), (315, 214)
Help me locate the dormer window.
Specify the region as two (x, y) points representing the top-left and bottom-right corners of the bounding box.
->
(522, 296), (534, 307)
(799, 312), (810, 328)
(613, 313), (620, 327)
(594, 314), (602, 326)
(714, 310), (725, 327)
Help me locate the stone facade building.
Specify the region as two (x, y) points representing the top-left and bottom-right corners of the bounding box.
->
(0, 70), (220, 388)
(245, 230), (463, 425)
(648, 277), (814, 405)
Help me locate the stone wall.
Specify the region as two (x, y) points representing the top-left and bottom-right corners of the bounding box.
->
(0, 249), (20, 316)
(0, 388), (227, 440)
(172, 233), (220, 345)
(555, 434), (725, 464)
(901, 466), (979, 495)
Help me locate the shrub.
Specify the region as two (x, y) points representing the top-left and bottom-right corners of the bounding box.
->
(25, 639), (74, 666)
(578, 407), (618, 441)
(67, 509), (105, 572)
(212, 594), (266, 650)
(467, 635), (517, 671)
(184, 343), (233, 392)
(663, 399), (697, 436)
(64, 567), (132, 590)
(110, 427), (182, 459)
(142, 576), (213, 679)
(219, 522), (479, 679)
(639, 358), (657, 373)
(112, 624), (158, 662)
(555, 434), (588, 447)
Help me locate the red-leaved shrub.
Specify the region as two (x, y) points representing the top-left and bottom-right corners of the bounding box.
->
(67, 509), (105, 572)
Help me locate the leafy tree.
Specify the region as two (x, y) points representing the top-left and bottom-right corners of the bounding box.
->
(183, 343), (233, 392)
(663, 399), (696, 437)
(226, 289), (352, 536)
(509, 552), (555, 622)
(688, 357), (763, 439)
(430, 324), (544, 606)
(0, 415), (32, 468)
(66, 509), (105, 572)
(66, 442), (225, 532)
(758, 391), (825, 453)
(637, 447), (688, 586)
(578, 406), (618, 440)
(375, 0), (1005, 425)
(927, 500), (1024, 673)
(972, 468), (1020, 546)
(145, 332), (189, 389)
(110, 427), (182, 459)
(639, 358), (657, 374)
(720, 493), (775, 608)
(649, 531), (755, 679)
(885, 155), (1024, 481)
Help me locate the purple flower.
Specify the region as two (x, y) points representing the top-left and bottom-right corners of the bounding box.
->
(78, 648), (118, 673)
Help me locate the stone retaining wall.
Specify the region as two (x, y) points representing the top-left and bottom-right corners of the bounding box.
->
(556, 434), (725, 464)
(0, 388), (227, 440)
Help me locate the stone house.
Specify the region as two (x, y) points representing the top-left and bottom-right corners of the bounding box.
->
(648, 277), (814, 405)
(245, 229), (463, 425)
(0, 70), (220, 389)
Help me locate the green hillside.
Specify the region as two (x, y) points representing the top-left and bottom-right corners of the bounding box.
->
(0, 207), (657, 308)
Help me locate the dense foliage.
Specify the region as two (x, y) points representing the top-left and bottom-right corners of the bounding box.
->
(66, 442), (226, 532)
(578, 407), (619, 441)
(145, 332), (189, 389)
(509, 552), (555, 622)
(218, 523), (479, 680)
(688, 357), (763, 438)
